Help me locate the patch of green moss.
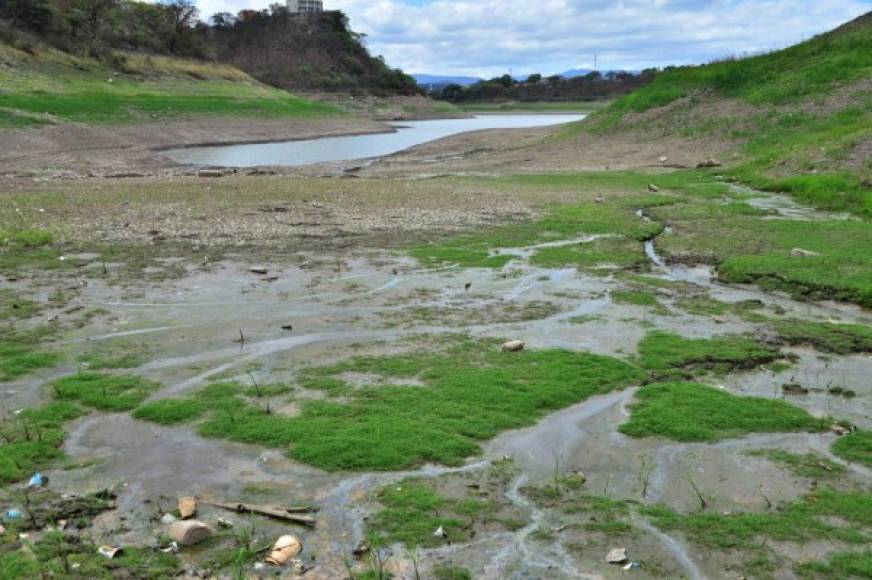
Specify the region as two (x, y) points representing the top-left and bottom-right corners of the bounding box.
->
(135, 337), (643, 471)
(796, 550), (872, 579)
(619, 382), (827, 442)
(0, 402), (85, 484)
(773, 320), (872, 354)
(51, 372), (159, 412)
(636, 331), (781, 379)
(832, 431), (872, 467)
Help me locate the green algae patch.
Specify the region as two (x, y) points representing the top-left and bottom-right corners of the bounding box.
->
(51, 372), (159, 412)
(134, 338), (643, 471)
(636, 331), (781, 379)
(641, 488), (872, 577)
(746, 449), (845, 479)
(832, 431), (872, 467)
(773, 319), (872, 354)
(0, 402), (85, 484)
(619, 382), (827, 442)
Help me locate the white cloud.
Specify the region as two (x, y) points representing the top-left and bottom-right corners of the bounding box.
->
(193, 0), (871, 76)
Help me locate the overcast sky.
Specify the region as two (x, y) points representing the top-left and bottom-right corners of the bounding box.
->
(193, 0), (871, 77)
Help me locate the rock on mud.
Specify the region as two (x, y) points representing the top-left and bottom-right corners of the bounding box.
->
(178, 496), (197, 519)
(696, 157), (722, 168)
(606, 547), (628, 564)
(502, 340), (525, 352)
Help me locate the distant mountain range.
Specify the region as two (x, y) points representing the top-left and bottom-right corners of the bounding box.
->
(412, 74), (482, 88)
(413, 69), (638, 88)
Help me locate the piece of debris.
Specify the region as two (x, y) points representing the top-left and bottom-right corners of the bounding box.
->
(433, 526), (446, 538)
(696, 158), (722, 168)
(281, 324), (294, 331)
(502, 340), (525, 353)
(594, 196), (605, 203)
(216, 517), (234, 528)
(647, 184), (659, 192)
(200, 500), (316, 526)
(98, 545), (123, 559)
(249, 267), (269, 275)
(265, 535), (303, 566)
(782, 383), (809, 395)
(27, 472), (46, 488)
(464, 282), (472, 291)
(254, 562), (265, 571)
(658, 156), (669, 163)
(160, 513), (177, 525)
(264, 276), (279, 282)
(790, 248), (821, 257)
(4, 509), (21, 521)
(169, 519), (211, 546)
(160, 541), (180, 554)
(623, 561), (642, 570)
(0, 524), (5, 534)
(178, 497), (197, 519)
(606, 547), (628, 564)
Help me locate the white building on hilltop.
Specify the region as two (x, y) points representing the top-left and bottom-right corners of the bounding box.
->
(287, 0), (323, 13)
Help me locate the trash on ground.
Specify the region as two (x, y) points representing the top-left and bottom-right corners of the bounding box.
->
(265, 535), (303, 566)
(161, 513), (177, 524)
(433, 525), (446, 537)
(4, 509), (21, 521)
(169, 519), (211, 546)
(98, 545), (123, 559)
(178, 496), (198, 519)
(623, 561), (642, 570)
(160, 541), (180, 554)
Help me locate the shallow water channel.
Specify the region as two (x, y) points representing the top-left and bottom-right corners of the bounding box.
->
(163, 114), (584, 167)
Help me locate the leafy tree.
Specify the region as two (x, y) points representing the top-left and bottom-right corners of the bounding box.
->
(526, 73), (542, 83)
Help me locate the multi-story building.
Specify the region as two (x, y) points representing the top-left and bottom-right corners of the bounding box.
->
(287, 0), (324, 14)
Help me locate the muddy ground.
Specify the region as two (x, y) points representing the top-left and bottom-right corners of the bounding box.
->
(0, 117), (870, 579)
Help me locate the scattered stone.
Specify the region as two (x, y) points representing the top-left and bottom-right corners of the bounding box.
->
(828, 386), (844, 395)
(464, 282), (472, 291)
(832, 424), (850, 436)
(842, 389), (856, 398)
(782, 383), (809, 396)
(623, 561), (642, 570)
(647, 184), (659, 192)
(265, 535), (303, 566)
(160, 541), (180, 554)
(502, 340), (525, 353)
(790, 248), (821, 257)
(352, 539), (370, 556)
(606, 547), (628, 564)
(696, 158), (722, 168)
(594, 196), (605, 203)
(281, 324), (294, 331)
(169, 519), (211, 546)
(216, 517), (234, 529)
(658, 156), (669, 163)
(249, 267), (269, 275)
(160, 513), (177, 525)
(433, 526), (446, 538)
(197, 170), (224, 178)
(98, 545), (123, 559)
(178, 496), (197, 519)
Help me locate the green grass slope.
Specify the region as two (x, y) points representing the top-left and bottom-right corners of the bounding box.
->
(581, 12), (872, 216)
(0, 37), (337, 128)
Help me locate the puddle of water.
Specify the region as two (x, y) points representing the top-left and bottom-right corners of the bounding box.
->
(163, 114), (584, 167)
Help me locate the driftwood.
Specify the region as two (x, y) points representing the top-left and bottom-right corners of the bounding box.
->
(200, 500), (316, 526)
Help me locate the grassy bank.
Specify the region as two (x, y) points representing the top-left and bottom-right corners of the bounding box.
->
(578, 13), (872, 216)
(459, 101), (609, 113)
(0, 42), (338, 127)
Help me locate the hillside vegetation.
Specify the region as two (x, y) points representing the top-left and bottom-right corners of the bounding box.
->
(581, 12), (872, 216)
(0, 33), (337, 128)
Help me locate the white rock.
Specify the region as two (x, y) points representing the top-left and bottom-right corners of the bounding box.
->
(502, 340), (525, 352)
(606, 547), (628, 564)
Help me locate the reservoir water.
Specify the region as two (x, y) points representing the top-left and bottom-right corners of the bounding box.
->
(163, 114), (584, 168)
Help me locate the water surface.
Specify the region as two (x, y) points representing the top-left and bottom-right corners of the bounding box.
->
(164, 114), (584, 168)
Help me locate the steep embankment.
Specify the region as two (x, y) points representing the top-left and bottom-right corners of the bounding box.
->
(0, 35), (338, 129)
(577, 12), (872, 217)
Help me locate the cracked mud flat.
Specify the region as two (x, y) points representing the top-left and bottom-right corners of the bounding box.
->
(1, 190), (870, 579)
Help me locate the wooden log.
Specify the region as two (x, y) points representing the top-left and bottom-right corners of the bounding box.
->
(200, 500), (316, 526)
